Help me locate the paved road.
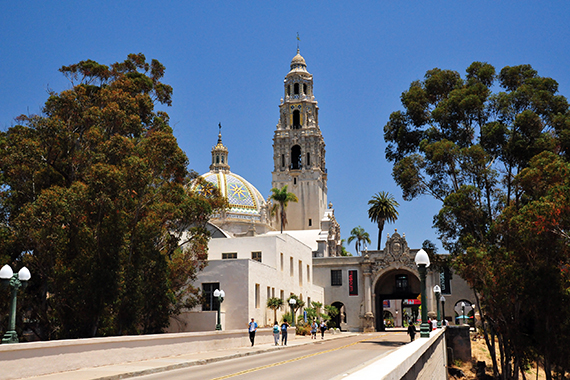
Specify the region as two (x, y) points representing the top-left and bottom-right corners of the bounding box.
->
(133, 332), (409, 380)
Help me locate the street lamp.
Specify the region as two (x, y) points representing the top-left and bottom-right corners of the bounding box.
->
(0, 265), (31, 344)
(433, 285), (441, 328)
(414, 249), (430, 338)
(213, 289), (225, 331)
(289, 298), (296, 327)
(440, 296), (446, 326)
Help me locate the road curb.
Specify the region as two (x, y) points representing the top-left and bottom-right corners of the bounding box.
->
(87, 333), (360, 380)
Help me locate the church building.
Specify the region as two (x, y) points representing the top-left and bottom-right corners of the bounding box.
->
(168, 50), (476, 333)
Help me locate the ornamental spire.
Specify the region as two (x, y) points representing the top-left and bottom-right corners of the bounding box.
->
(210, 123), (230, 173)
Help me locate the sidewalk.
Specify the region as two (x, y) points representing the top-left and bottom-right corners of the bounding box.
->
(26, 332), (359, 380)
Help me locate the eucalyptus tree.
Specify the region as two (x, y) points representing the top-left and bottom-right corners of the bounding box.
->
(0, 54), (225, 339)
(384, 62), (570, 378)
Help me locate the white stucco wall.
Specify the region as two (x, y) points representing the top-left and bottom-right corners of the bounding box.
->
(174, 233), (324, 332)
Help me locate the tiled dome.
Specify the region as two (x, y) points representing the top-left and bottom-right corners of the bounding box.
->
(198, 171), (266, 221)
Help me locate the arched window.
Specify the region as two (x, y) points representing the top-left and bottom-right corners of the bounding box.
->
(293, 110), (301, 129)
(307, 152), (311, 166)
(281, 154), (285, 168)
(216, 156), (220, 164)
(294, 83), (299, 95)
(303, 83), (307, 95)
(291, 145), (302, 170)
(287, 85), (291, 96)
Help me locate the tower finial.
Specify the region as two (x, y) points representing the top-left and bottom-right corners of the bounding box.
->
(218, 122), (222, 144)
(296, 32), (300, 53)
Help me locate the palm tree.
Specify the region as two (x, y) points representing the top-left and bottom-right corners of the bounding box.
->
(368, 191), (399, 250)
(267, 297), (284, 324)
(347, 226), (371, 255)
(269, 185), (298, 233)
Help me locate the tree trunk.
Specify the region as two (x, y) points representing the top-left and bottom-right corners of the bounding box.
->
(377, 220), (385, 250)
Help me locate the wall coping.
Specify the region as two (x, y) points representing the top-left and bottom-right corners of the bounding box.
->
(344, 328), (446, 379)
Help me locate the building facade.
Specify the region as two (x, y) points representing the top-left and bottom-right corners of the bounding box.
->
(169, 50), (476, 333)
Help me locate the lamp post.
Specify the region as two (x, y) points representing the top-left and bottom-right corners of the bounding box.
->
(289, 298), (296, 327)
(433, 285), (441, 328)
(440, 296), (446, 326)
(414, 249), (430, 338)
(0, 265), (31, 344)
(461, 301), (466, 325)
(213, 289), (225, 331)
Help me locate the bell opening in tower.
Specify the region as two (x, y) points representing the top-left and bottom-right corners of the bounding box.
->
(293, 110), (301, 129)
(291, 145), (302, 170)
(294, 83), (299, 95)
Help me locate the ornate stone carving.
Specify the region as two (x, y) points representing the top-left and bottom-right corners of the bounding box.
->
(370, 231), (417, 275)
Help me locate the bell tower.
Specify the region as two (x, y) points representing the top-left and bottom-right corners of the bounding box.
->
(271, 49), (327, 231)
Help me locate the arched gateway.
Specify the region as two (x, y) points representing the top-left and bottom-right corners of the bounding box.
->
(360, 231), (421, 332)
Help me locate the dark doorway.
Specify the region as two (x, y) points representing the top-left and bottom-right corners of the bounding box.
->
(331, 302), (346, 330)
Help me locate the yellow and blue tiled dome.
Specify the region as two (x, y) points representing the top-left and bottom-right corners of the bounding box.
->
(199, 171), (265, 221)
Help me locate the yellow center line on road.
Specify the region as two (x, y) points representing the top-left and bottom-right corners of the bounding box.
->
(209, 334), (388, 380)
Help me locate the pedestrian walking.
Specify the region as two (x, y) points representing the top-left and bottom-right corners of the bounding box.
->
(407, 323), (416, 342)
(272, 321), (280, 345)
(319, 320), (326, 339)
(248, 318), (257, 346)
(281, 320), (289, 345)
(311, 320), (317, 339)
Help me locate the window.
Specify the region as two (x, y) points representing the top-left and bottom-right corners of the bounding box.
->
(290, 257), (294, 276)
(272, 287), (275, 298)
(267, 286), (271, 301)
(202, 282), (220, 311)
(294, 83), (299, 95)
(299, 260), (303, 286)
(308, 218), (312, 227)
(294, 177), (297, 185)
(255, 284), (260, 308)
(331, 270), (342, 286)
(222, 252), (237, 259)
(280, 253), (284, 271)
(307, 265), (310, 283)
(307, 152), (310, 166)
(280, 290), (284, 302)
(281, 154), (285, 168)
(251, 251), (262, 262)
(395, 275), (409, 291)
(287, 85), (291, 96)
(303, 83), (307, 95)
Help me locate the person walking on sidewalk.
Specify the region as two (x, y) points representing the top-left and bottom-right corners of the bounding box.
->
(311, 320), (318, 339)
(272, 321), (280, 345)
(319, 320), (326, 339)
(280, 320), (289, 345)
(407, 323), (416, 342)
(248, 318), (258, 347)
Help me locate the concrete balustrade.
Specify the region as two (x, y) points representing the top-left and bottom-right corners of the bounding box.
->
(0, 327), (292, 380)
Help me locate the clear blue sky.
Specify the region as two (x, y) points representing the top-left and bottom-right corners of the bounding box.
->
(2, 2), (570, 254)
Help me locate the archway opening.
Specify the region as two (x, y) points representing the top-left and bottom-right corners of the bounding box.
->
(331, 301), (346, 330)
(292, 110), (301, 129)
(291, 145), (302, 170)
(454, 300), (475, 327)
(374, 269), (420, 331)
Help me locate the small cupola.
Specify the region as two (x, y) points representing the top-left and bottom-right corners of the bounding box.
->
(210, 123), (230, 173)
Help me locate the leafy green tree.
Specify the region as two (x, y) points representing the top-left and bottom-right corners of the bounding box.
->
(384, 62), (570, 378)
(269, 185), (298, 233)
(266, 297), (284, 324)
(0, 54), (225, 340)
(347, 226), (371, 255)
(367, 191), (399, 250)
